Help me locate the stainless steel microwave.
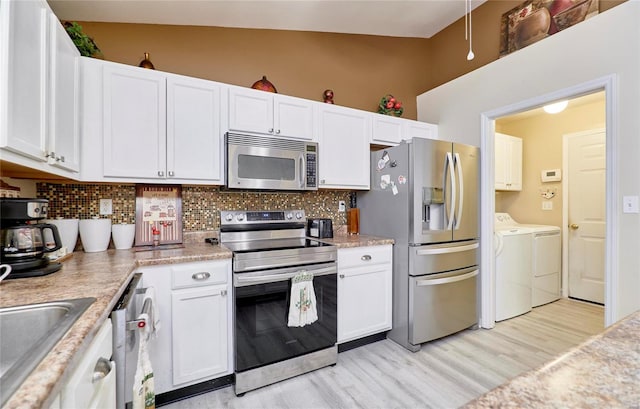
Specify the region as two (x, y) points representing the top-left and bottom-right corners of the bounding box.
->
(226, 133), (318, 191)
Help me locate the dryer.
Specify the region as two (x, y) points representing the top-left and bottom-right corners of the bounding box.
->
(495, 213), (561, 307)
(494, 223), (533, 321)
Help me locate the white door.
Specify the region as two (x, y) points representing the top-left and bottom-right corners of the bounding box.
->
(567, 129), (606, 304)
(317, 104), (371, 189)
(103, 65), (166, 179)
(48, 14), (80, 172)
(1, 0), (49, 161)
(166, 76), (223, 182)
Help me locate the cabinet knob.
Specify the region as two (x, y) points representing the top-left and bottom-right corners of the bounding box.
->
(192, 272), (211, 281)
(56, 155), (65, 162)
(268, 128), (274, 133)
(221, 289), (227, 296)
(339, 274), (345, 279)
(361, 255), (372, 261)
(92, 357), (112, 384)
(168, 171), (175, 177)
(158, 171), (165, 177)
(320, 179), (325, 185)
(46, 151), (54, 159)
(275, 129), (281, 134)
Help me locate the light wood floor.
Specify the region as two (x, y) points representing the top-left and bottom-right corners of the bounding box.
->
(165, 298), (603, 409)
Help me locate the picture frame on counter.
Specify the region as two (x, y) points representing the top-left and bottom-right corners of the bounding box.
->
(135, 184), (183, 246)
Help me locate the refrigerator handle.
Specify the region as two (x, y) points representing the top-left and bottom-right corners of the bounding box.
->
(445, 152), (456, 231)
(454, 152), (464, 230)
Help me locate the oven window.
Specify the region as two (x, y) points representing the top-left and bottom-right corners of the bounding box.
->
(238, 155), (295, 181)
(235, 274), (337, 372)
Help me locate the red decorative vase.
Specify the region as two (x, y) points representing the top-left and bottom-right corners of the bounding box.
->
(251, 75), (277, 93)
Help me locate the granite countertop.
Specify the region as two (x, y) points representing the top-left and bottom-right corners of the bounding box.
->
(464, 310), (640, 408)
(0, 243), (231, 409)
(317, 233), (394, 248)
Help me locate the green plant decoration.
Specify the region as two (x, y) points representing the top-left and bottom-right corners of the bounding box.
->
(377, 94), (404, 117)
(63, 22), (102, 57)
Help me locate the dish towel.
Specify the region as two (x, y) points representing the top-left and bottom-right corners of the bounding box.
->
(288, 271), (318, 327)
(132, 315), (155, 409)
(142, 287), (160, 337)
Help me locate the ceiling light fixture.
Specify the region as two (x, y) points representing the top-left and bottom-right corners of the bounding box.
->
(465, 0), (474, 61)
(543, 100), (569, 114)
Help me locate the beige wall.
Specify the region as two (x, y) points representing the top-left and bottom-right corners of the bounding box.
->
(495, 96), (606, 227)
(75, 23), (432, 120)
(69, 1), (625, 121)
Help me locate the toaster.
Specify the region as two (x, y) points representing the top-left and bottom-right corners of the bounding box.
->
(307, 218), (333, 239)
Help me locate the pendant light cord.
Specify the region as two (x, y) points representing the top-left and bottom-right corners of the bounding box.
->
(466, 0), (475, 60)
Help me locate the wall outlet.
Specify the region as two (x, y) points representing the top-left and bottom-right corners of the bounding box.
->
(338, 200), (346, 212)
(542, 201), (553, 211)
(99, 198), (113, 215)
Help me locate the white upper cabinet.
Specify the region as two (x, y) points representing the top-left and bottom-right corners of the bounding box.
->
(317, 104), (371, 190)
(102, 64), (167, 178)
(371, 114), (404, 145)
(0, 0), (80, 176)
(228, 86), (315, 140)
(81, 59), (225, 184)
(47, 13), (80, 172)
(403, 120), (439, 141)
(371, 114), (440, 146)
(166, 74), (223, 181)
(495, 132), (523, 191)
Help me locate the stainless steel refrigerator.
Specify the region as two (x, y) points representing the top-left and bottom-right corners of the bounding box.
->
(358, 138), (479, 352)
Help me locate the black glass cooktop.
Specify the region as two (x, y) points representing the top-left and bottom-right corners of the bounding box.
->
(223, 238), (333, 254)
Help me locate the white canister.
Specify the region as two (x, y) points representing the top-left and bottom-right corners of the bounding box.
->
(79, 218), (112, 253)
(45, 218), (79, 253)
(112, 223), (136, 250)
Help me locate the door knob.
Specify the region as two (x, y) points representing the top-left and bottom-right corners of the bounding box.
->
(569, 223), (579, 230)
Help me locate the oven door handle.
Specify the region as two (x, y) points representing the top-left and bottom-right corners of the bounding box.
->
(235, 265), (336, 286)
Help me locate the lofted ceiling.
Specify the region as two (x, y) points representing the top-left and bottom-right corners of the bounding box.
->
(47, 0), (487, 39)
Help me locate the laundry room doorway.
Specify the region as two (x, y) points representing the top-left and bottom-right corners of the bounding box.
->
(565, 128), (606, 304)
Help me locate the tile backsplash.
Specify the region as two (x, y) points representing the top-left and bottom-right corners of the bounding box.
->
(37, 183), (350, 232)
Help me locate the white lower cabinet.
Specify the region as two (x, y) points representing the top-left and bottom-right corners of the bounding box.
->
(171, 284), (228, 385)
(337, 245), (393, 344)
(60, 319), (116, 409)
(139, 259), (232, 395)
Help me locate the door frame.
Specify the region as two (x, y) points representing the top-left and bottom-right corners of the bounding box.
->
(479, 74), (617, 329)
(562, 127), (606, 301)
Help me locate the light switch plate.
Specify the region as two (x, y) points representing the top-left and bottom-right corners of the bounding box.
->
(623, 195), (639, 213)
(542, 201), (553, 211)
(99, 199), (113, 215)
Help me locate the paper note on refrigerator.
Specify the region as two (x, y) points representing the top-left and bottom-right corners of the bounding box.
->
(380, 174), (391, 189)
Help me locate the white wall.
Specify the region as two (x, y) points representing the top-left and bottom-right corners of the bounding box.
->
(417, 1), (640, 324)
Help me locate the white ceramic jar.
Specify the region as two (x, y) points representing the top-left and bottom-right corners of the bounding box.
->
(112, 223), (135, 250)
(45, 218), (79, 253)
(79, 218), (112, 252)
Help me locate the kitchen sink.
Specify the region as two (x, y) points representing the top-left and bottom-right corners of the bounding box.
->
(0, 297), (95, 406)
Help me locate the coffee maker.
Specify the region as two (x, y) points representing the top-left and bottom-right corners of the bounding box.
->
(0, 198), (63, 279)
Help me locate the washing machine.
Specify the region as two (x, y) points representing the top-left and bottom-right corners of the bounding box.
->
(494, 222), (533, 321)
(495, 213), (561, 307)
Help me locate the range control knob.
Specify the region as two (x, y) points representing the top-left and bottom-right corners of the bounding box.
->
(236, 213), (245, 221)
(225, 213), (233, 222)
(296, 212), (303, 220)
(286, 213), (293, 220)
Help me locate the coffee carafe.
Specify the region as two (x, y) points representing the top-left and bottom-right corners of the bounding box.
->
(0, 198), (63, 278)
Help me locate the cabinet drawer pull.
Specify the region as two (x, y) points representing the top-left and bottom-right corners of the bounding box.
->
(168, 170), (175, 177)
(158, 170), (165, 177)
(361, 255), (372, 261)
(221, 289), (227, 296)
(339, 274), (345, 279)
(92, 357), (112, 383)
(192, 272), (211, 281)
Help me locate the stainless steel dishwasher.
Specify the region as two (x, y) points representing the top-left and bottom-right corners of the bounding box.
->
(111, 273), (154, 409)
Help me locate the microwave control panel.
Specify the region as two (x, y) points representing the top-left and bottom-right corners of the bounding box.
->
(306, 144), (318, 188)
